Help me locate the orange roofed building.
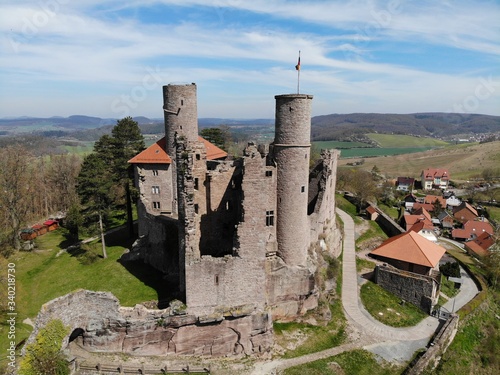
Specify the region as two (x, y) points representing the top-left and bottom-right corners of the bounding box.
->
(370, 231), (446, 313)
(129, 136), (227, 215)
(370, 230), (446, 276)
(421, 168), (450, 190)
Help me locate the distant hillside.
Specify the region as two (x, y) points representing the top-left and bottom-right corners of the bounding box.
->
(2, 113), (499, 143)
(311, 113), (500, 141)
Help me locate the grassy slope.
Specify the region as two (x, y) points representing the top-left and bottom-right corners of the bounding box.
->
(338, 141), (500, 181)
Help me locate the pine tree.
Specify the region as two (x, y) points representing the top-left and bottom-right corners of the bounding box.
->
(109, 117), (145, 237)
(77, 153), (113, 258)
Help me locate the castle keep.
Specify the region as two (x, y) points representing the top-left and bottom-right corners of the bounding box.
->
(26, 83), (340, 358)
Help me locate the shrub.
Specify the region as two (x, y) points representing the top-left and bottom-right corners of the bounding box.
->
(440, 261), (460, 278)
(19, 319), (70, 375)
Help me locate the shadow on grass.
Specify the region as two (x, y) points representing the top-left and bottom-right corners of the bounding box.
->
(119, 259), (180, 309)
(106, 224), (181, 309)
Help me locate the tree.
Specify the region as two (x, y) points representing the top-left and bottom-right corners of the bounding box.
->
(77, 153), (114, 258)
(109, 117), (145, 237)
(432, 198), (444, 217)
(0, 145), (34, 251)
(200, 127), (230, 151)
(19, 319), (69, 375)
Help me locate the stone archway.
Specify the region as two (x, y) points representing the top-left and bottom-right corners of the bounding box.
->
(68, 328), (85, 345)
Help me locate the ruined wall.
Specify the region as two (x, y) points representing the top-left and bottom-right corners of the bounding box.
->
(375, 265), (439, 313)
(25, 290), (273, 358)
(182, 144), (272, 316)
(308, 149), (341, 256)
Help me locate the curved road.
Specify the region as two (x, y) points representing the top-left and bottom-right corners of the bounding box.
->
(250, 209), (478, 374)
(337, 208), (441, 341)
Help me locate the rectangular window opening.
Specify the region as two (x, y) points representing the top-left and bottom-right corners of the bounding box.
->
(152, 186), (160, 194)
(153, 202), (161, 210)
(266, 210), (274, 226)
(265, 170), (273, 177)
(301, 186), (305, 193)
(194, 178), (199, 190)
(152, 170), (159, 176)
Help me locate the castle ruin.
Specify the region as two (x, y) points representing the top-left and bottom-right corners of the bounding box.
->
(25, 83), (341, 358)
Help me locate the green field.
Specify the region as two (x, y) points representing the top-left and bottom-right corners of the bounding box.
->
(339, 147), (435, 158)
(60, 141), (94, 155)
(366, 133), (450, 148)
(313, 140), (370, 149)
(314, 134), (450, 159)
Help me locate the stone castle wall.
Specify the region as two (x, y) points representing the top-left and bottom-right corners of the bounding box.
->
(375, 265), (439, 313)
(25, 290), (273, 358)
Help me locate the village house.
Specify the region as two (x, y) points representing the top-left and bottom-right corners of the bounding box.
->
(453, 201), (479, 223)
(403, 207), (433, 231)
(437, 211), (455, 229)
(396, 177), (415, 191)
(369, 230), (446, 313)
(464, 232), (496, 258)
(451, 219), (494, 241)
(421, 168), (450, 190)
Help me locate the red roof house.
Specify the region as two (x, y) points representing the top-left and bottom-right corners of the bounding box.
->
(421, 168), (450, 190)
(453, 202), (479, 223)
(370, 230), (446, 275)
(464, 232), (495, 258)
(452, 219), (494, 241)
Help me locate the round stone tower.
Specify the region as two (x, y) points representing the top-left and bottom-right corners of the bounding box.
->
(163, 83), (199, 215)
(274, 94), (313, 267)
(163, 83), (198, 156)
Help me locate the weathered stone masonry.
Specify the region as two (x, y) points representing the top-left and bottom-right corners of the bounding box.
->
(26, 84), (341, 358)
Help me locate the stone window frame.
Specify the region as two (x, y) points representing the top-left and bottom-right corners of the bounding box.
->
(152, 169), (159, 176)
(152, 186), (160, 194)
(153, 201), (161, 210)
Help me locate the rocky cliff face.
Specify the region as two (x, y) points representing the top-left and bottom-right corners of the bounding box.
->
(25, 290), (273, 358)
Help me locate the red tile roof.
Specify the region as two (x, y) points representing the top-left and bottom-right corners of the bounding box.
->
(452, 219), (494, 240)
(370, 231), (446, 268)
(198, 136), (228, 160)
(465, 232), (495, 258)
(424, 195), (447, 208)
(128, 137), (172, 164)
(422, 168), (450, 180)
(128, 136), (227, 164)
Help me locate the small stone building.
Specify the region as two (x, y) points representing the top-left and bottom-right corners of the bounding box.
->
(370, 230), (446, 313)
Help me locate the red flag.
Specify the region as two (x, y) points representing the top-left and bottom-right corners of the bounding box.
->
(295, 55), (301, 71)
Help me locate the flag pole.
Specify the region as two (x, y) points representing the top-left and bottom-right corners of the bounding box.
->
(296, 50), (301, 94)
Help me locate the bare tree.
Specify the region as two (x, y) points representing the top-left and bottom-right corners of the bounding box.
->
(0, 145), (34, 250)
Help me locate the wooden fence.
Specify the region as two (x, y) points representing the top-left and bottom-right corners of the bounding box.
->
(72, 359), (211, 374)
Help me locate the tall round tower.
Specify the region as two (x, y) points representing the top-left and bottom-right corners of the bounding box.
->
(163, 83), (198, 156)
(163, 83), (199, 215)
(274, 94), (313, 267)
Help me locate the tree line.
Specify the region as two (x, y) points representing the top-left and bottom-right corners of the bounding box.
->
(0, 117), (144, 257)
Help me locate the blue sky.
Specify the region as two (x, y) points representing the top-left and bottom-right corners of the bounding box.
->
(1, 0), (499, 119)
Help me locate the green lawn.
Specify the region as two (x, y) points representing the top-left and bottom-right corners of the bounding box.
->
(0, 227), (162, 370)
(356, 220), (389, 247)
(440, 274), (460, 298)
(284, 349), (402, 375)
(360, 281), (428, 327)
